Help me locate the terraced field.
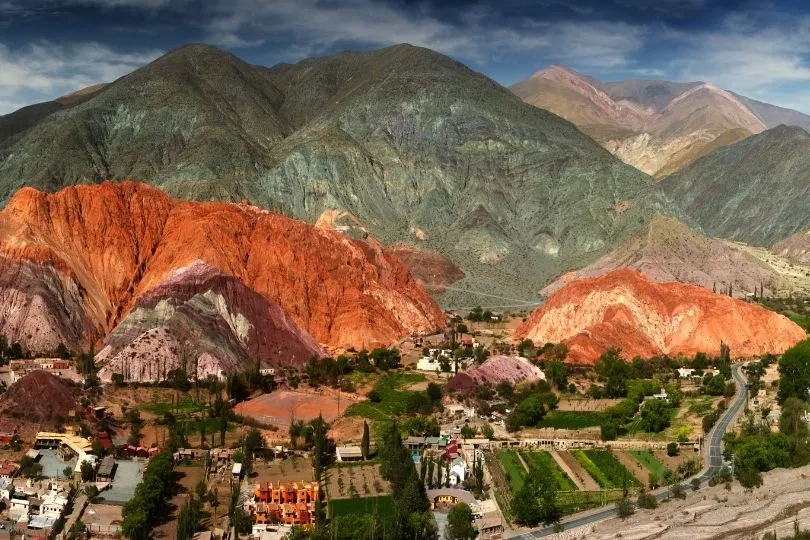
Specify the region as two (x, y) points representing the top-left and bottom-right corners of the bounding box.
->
(520, 451), (576, 491)
(572, 450), (642, 489)
(630, 450), (669, 478)
(497, 450), (527, 492)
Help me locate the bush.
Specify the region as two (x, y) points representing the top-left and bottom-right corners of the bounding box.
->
(367, 390), (381, 403)
(690, 478), (701, 491)
(636, 492), (657, 509)
(667, 442), (680, 457)
(615, 498), (634, 519)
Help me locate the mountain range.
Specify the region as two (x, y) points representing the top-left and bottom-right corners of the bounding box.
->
(511, 66), (810, 178)
(0, 43), (689, 307)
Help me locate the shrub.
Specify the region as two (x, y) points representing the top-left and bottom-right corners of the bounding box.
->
(637, 492), (657, 509)
(667, 442), (680, 456)
(367, 390), (381, 403)
(615, 498), (634, 519)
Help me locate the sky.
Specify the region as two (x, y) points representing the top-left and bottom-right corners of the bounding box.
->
(3, 0), (810, 115)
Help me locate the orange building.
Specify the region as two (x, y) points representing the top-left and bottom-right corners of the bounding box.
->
(250, 481), (319, 525)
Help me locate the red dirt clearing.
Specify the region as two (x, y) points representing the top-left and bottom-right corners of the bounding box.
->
(239, 389), (347, 428)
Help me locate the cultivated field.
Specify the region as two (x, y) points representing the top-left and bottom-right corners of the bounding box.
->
(537, 411), (603, 430)
(325, 464), (390, 500)
(571, 450), (642, 489)
(344, 372), (426, 421)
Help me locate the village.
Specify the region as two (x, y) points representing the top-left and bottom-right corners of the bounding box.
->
(0, 308), (791, 540)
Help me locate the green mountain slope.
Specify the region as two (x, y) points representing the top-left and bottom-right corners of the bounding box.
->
(661, 125), (810, 246)
(0, 43), (685, 305)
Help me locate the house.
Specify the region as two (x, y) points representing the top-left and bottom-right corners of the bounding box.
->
(97, 455), (116, 481)
(335, 446), (363, 463)
(249, 482), (319, 526)
(446, 404), (476, 419)
(0, 462), (18, 478)
(10, 497), (29, 514)
(41, 494), (68, 517)
(416, 357), (442, 373)
(426, 488), (476, 509)
(448, 458), (467, 486)
(405, 436), (426, 451)
(252, 524), (293, 540)
(259, 368), (276, 376)
(0, 477), (14, 500)
(232, 462), (243, 479)
(676, 367), (696, 378)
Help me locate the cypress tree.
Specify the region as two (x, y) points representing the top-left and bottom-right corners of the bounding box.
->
(361, 421), (370, 460)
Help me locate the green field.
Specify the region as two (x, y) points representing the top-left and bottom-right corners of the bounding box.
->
(328, 495), (396, 520)
(141, 393), (207, 416)
(630, 450), (669, 478)
(520, 451), (576, 491)
(573, 450), (641, 489)
(496, 451), (527, 492)
(536, 411), (603, 430)
(345, 372), (426, 421)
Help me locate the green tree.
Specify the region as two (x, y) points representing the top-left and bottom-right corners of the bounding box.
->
(244, 428), (264, 454)
(616, 498), (634, 519)
(544, 360), (568, 389)
(639, 399), (672, 433)
(779, 340), (810, 404)
(595, 348), (632, 398)
(667, 442), (680, 457)
(80, 460), (95, 482)
(361, 421), (370, 460)
(446, 503), (475, 539)
(512, 476), (559, 527)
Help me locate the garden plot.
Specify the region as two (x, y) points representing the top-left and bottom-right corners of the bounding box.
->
(572, 450), (641, 489)
(326, 464), (391, 500)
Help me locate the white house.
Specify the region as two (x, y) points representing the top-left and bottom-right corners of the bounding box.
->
(448, 458), (467, 486)
(259, 368), (275, 376)
(417, 357), (442, 372)
(446, 404), (476, 419)
(676, 367), (696, 378)
(41, 495), (68, 517)
(335, 446), (363, 462)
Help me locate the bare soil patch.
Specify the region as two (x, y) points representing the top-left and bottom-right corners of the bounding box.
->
(152, 464), (206, 539)
(252, 456), (314, 485)
(240, 389), (360, 429)
(558, 451), (600, 491)
(614, 450), (649, 485)
(556, 399), (622, 412)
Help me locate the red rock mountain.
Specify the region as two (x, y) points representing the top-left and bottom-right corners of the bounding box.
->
(0, 182), (443, 360)
(516, 269), (805, 364)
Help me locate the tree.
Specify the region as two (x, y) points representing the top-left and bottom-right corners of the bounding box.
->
(779, 340), (810, 404)
(361, 421), (370, 460)
(512, 476), (559, 527)
(667, 442), (680, 457)
(639, 399), (672, 433)
(481, 424), (494, 439)
(426, 382), (442, 403)
(637, 490), (657, 509)
(545, 360), (568, 389)
(615, 498), (634, 519)
(446, 503), (475, 539)
(367, 389), (382, 403)
(595, 348), (632, 398)
(80, 460), (95, 482)
(460, 425), (476, 439)
(244, 428), (264, 454)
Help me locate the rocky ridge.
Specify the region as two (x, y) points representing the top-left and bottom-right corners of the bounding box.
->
(0, 182), (443, 366)
(517, 269), (805, 364)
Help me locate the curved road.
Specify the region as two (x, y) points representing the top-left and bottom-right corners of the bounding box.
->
(509, 364), (748, 539)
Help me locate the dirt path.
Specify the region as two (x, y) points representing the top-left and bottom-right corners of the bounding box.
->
(516, 451), (530, 474)
(558, 451), (600, 491)
(613, 451), (648, 486)
(549, 451), (586, 491)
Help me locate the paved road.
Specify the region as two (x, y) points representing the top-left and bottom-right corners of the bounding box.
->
(509, 364), (748, 539)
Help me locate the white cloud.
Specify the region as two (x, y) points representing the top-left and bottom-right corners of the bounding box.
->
(0, 41), (162, 114)
(665, 13), (810, 111)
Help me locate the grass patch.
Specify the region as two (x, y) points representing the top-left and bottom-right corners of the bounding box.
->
(580, 450), (641, 489)
(629, 450), (669, 478)
(328, 495), (396, 520)
(686, 397), (715, 415)
(572, 450), (611, 488)
(536, 411), (603, 430)
(345, 372), (427, 420)
(520, 451), (576, 491)
(141, 393), (207, 416)
(496, 451), (526, 493)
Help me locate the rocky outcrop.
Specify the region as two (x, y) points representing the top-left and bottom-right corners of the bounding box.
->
(446, 355), (545, 393)
(389, 246), (465, 294)
(0, 371), (79, 428)
(517, 269), (805, 364)
(0, 182), (443, 363)
(96, 261), (325, 383)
